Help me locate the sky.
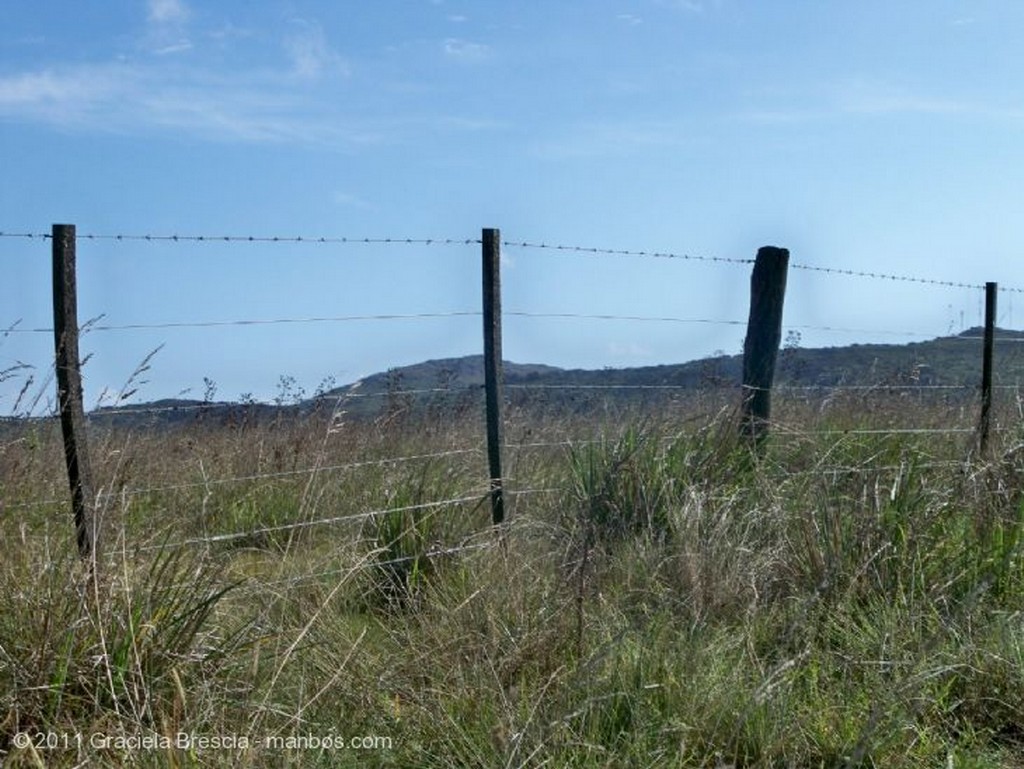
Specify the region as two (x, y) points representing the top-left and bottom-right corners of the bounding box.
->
(2, 0), (1024, 411)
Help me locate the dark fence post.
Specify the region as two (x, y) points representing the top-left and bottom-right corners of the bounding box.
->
(53, 224), (97, 560)
(482, 228), (505, 525)
(980, 281), (997, 455)
(740, 246), (790, 445)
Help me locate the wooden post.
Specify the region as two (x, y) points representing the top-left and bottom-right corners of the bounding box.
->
(741, 246), (790, 444)
(53, 224), (97, 560)
(980, 281), (997, 455)
(482, 228), (505, 524)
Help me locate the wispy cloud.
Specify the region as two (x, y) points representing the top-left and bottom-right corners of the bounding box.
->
(144, 0), (192, 55)
(655, 0), (706, 13)
(532, 119), (696, 159)
(284, 21), (349, 80)
(332, 191), (374, 210)
(0, 65), (138, 126)
(836, 81), (967, 116)
(0, 63), (357, 145)
(735, 80), (978, 125)
(148, 0), (190, 25)
(443, 38), (490, 61)
(0, 61), (501, 149)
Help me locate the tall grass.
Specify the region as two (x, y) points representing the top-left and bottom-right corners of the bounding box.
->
(2, 393), (1023, 766)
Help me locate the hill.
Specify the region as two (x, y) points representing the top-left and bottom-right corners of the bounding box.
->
(87, 327), (1024, 427)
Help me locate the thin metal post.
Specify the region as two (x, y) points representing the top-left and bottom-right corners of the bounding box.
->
(980, 281), (997, 454)
(482, 228), (505, 524)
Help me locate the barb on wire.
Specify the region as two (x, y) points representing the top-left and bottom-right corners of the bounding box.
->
(790, 261), (987, 291)
(0, 231), (480, 245)
(504, 240), (753, 265)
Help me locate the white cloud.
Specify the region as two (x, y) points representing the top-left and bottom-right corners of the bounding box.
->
(144, 0), (192, 56)
(836, 81), (967, 116)
(655, 0), (704, 13)
(532, 119), (696, 159)
(284, 22), (349, 79)
(148, 0), (190, 25)
(617, 14), (643, 25)
(0, 62), (497, 148)
(443, 38), (490, 61)
(0, 65), (136, 125)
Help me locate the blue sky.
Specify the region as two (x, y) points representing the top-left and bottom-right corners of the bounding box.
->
(2, 0), (1024, 410)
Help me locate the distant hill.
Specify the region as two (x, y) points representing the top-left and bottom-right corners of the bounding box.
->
(86, 327), (1024, 428)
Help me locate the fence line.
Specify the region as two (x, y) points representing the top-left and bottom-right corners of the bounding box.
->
(0, 231), (480, 245)
(502, 240), (755, 265)
(4, 228), (1022, 292)
(4, 223), (1023, 561)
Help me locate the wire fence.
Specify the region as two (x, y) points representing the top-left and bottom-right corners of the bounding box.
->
(3, 225), (1022, 575)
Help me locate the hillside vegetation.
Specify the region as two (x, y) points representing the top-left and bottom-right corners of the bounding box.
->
(88, 327), (1024, 426)
(2, 374), (1024, 766)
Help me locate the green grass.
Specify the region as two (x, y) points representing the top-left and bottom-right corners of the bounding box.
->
(2, 396), (1024, 767)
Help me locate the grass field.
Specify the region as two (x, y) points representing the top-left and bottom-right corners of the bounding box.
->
(2, 390), (1023, 767)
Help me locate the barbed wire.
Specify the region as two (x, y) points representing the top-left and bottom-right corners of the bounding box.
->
(5, 228), (1023, 292)
(502, 240), (754, 265)
(790, 262), (1024, 294)
(0, 231), (479, 245)
(1, 448), (485, 510)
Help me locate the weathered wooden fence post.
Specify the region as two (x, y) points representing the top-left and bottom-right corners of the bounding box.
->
(482, 228), (505, 525)
(979, 281), (997, 455)
(52, 223), (97, 560)
(740, 246), (790, 445)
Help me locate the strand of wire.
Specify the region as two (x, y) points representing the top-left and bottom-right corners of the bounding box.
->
(790, 261), (1024, 294)
(505, 312), (958, 339)
(4, 311), (481, 334)
(503, 240), (754, 265)
(3, 448), (485, 509)
(256, 540), (499, 589)
(776, 460), (966, 479)
(5, 229), (1023, 292)
(1, 308), (983, 340)
(777, 427), (977, 437)
(0, 231), (479, 245)
(142, 484), (551, 556)
(136, 491), (488, 551)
